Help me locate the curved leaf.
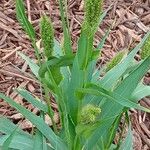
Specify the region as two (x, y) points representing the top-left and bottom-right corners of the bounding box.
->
(39, 54), (74, 78)
(0, 93), (67, 150)
(16, 0), (35, 41)
(16, 88), (48, 113)
(76, 84), (150, 113)
(100, 32), (150, 89)
(131, 83), (150, 101)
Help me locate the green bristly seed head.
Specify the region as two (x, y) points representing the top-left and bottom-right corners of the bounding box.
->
(40, 15), (54, 59)
(141, 35), (150, 59)
(106, 51), (126, 72)
(81, 104), (101, 124)
(84, 0), (103, 28)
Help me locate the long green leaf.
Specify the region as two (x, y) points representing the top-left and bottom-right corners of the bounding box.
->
(2, 127), (18, 150)
(39, 54), (74, 78)
(0, 134), (33, 150)
(76, 84), (150, 113)
(67, 57), (84, 123)
(115, 56), (150, 97)
(58, 0), (72, 55)
(85, 55), (150, 149)
(16, 0), (35, 41)
(100, 32), (150, 89)
(33, 130), (47, 150)
(131, 83), (150, 101)
(119, 125), (133, 150)
(105, 113), (122, 149)
(53, 39), (63, 57)
(0, 93), (67, 150)
(93, 4), (112, 33)
(83, 116), (117, 150)
(0, 116), (30, 138)
(18, 52), (39, 78)
(16, 88), (48, 113)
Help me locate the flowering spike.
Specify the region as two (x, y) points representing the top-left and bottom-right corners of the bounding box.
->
(84, 0), (103, 28)
(40, 15), (54, 59)
(141, 35), (150, 59)
(106, 51), (126, 72)
(81, 104), (101, 124)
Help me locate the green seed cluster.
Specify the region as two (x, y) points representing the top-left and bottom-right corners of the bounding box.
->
(40, 15), (54, 59)
(81, 104), (101, 124)
(84, 0), (103, 28)
(141, 35), (150, 59)
(106, 51), (125, 72)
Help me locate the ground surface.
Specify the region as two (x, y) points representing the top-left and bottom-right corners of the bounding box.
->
(0, 0), (150, 149)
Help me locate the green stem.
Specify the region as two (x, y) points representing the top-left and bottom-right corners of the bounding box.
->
(44, 85), (58, 133)
(32, 40), (42, 66)
(73, 135), (82, 150)
(58, 0), (72, 55)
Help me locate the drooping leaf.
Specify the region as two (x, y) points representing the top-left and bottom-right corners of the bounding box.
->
(18, 52), (39, 78)
(84, 52), (150, 149)
(76, 83), (150, 113)
(0, 117), (33, 150)
(0, 93), (67, 150)
(16, 88), (48, 113)
(38, 54), (74, 78)
(131, 83), (150, 101)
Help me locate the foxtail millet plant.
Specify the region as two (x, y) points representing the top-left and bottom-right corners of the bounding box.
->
(0, 0), (150, 150)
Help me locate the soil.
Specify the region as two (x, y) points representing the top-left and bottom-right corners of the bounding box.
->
(0, 0), (150, 149)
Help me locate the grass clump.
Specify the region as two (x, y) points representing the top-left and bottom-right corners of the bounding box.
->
(0, 0), (150, 150)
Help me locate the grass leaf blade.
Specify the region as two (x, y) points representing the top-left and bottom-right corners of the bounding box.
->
(2, 127), (18, 150)
(0, 93), (67, 150)
(100, 32), (150, 89)
(16, 0), (36, 41)
(16, 88), (48, 113)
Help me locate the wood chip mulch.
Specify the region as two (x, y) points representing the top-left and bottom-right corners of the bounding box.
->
(0, 0), (150, 149)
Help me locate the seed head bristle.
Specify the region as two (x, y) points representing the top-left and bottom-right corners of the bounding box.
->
(40, 15), (54, 59)
(85, 0), (103, 28)
(106, 51), (126, 72)
(81, 104), (101, 124)
(141, 35), (150, 59)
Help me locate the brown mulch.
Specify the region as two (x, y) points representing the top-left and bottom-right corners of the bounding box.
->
(0, 0), (150, 149)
